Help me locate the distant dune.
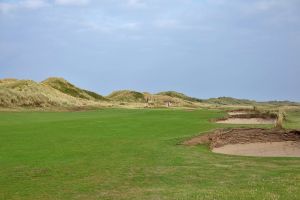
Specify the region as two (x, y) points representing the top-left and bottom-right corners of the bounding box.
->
(0, 77), (299, 110)
(107, 90), (146, 102)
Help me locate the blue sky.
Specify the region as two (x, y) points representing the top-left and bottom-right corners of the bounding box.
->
(0, 0), (299, 101)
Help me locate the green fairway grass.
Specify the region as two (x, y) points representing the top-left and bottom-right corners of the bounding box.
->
(285, 110), (300, 130)
(0, 109), (299, 200)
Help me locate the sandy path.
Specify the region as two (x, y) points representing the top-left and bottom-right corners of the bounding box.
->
(216, 118), (275, 124)
(213, 141), (300, 157)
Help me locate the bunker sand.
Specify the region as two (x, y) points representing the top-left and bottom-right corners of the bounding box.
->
(217, 110), (276, 124)
(184, 128), (300, 157)
(213, 141), (300, 157)
(216, 118), (275, 124)
(228, 111), (251, 116)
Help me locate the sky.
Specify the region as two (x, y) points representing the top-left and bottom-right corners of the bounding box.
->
(0, 0), (300, 101)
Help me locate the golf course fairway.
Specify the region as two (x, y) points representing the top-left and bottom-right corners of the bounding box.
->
(1, 109), (300, 200)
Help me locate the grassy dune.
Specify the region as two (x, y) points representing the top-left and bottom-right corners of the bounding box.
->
(107, 90), (146, 102)
(0, 78), (108, 109)
(157, 91), (203, 102)
(42, 78), (107, 101)
(0, 109), (299, 200)
(0, 78), (204, 109)
(1, 77), (299, 111)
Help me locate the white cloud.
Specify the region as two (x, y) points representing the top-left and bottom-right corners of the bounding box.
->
(78, 18), (140, 33)
(0, 3), (16, 13)
(127, 0), (146, 8)
(54, 0), (90, 6)
(155, 19), (179, 29)
(254, 0), (284, 11)
(0, 0), (90, 13)
(120, 22), (139, 30)
(206, 0), (226, 6)
(242, 0), (299, 14)
(0, 0), (48, 13)
(23, 0), (48, 9)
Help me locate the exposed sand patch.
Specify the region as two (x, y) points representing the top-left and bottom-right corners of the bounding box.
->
(213, 141), (300, 157)
(216, 110), (277, 125)
(183, 128), (300, 157)
(216, 118), (275, 124)
(228, 111), (250, 116)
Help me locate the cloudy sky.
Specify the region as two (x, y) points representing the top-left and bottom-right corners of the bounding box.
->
(0, 0), (299, 101)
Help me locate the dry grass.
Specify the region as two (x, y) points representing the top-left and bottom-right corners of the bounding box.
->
(1, 77), (300, 111)
(107, 90), (146, 102)
(0, 78), (204, 110)
(106, 90), (203, 108)
(42, 77), (107, 101)
(0, 79), (110, 109)
(275, 111), (284, 129)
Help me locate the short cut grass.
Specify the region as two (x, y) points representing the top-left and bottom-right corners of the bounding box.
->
(0, 109), (300, 200)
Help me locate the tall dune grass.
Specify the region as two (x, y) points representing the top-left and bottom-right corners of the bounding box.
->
(275, 110), (286, 129)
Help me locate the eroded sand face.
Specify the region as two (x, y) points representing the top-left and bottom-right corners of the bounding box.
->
(216, 118), (275, 124)
(227, 111), (250, 116)
(183, 128), (300, 157)
(213, 141), (300, 157)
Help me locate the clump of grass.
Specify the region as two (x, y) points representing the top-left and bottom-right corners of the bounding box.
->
(253, 105), (257, 111)
(275, 110), (286, 129)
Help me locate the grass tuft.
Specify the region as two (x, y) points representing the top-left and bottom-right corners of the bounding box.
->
(275, 110), (286, 129)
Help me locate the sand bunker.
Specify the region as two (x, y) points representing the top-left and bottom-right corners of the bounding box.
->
(183, 128), (300, 157)
(228, 111), (250, 116)
(216, 110), (276, 124)
(213, 141), (300, 157)
(216, 118), (275, 124)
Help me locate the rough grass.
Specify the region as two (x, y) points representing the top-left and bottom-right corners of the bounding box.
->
(2, 78), (299, 111)
(206, 97), (257, 105)
(0, 109), (299, 200)
(42, 78), (106, 101)
(285, 110), (300, 129)
(275, 111), (284, 129)
(83, 89), (107, 101)
(107, 90), (146, 102)
(0, 78), (110, 109)
(157, 91), (203, 102)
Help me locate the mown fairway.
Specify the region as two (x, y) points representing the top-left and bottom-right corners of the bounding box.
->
(0, 109), (300, 200)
